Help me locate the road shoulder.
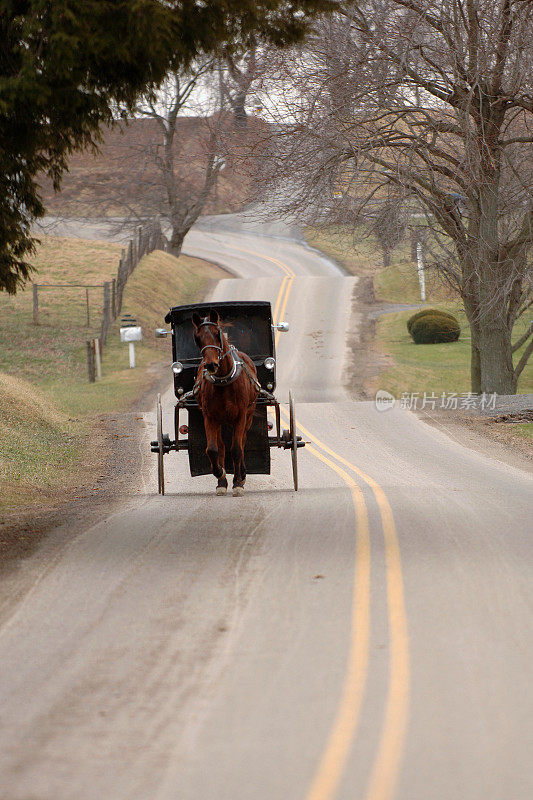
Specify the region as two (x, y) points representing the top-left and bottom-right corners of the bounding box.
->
(0, 409), (155, 625)
(416, 408), (533, 475)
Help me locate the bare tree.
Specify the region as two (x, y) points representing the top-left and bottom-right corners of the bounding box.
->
(370, 196), (407, 267)
(134, 62), (226, 253)
(217, 46), (280, 130)
(80, 62), (228, 252)
(263, 3), (533, 394)
(46, 57), (269, 243)
(219, 49), (258, 129)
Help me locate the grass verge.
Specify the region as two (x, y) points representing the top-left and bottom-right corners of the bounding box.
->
(0, 373), (88, 511)
(512, 423), (533, 440)
(304, 224), (455, 303)
(304, 225), (382, 277)
(373, 256), (455, 304)
(305, 225), (531, 400)
(0, 237), (227, 511)
(372, 303), (533, 397)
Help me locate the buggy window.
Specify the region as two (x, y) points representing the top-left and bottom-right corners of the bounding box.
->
(174, 311), (272, 360)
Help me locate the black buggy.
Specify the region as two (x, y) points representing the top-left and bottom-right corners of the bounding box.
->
(151, 300), (304, 494)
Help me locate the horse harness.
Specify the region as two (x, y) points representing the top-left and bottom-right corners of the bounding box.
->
(192, 320), (262, 395)
(178, 319), (281, 443)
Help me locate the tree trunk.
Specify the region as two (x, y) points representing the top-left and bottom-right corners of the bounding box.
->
(473, 137), (517, 394)
(170, 227), (186, 255)
(478, 321), (517, 394)
(461, 261), (482, 394)
(382, 247), (391, 268)
(469, 324), (482, 395)
(231, 92), (247, 130)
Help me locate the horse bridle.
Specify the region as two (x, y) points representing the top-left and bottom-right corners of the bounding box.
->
(195, 319), (245, 387)
(197, 320), (225, 357)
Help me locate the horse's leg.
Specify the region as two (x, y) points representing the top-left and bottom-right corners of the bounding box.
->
(204, 417), (225, 495)
(231, 414), (248, 496)
(215, 428), (228, 495)
(245, 405), (255, 434)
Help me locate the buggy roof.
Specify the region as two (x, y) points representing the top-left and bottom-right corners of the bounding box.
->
(165, 301), (274, 360)
(164, 300), (272, 326)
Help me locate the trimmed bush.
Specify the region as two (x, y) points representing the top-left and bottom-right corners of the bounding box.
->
(407, 307), (458, 334)
(409, 312), (461, 344)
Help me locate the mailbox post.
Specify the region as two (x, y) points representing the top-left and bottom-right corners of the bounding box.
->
(120, 314), (142, 368)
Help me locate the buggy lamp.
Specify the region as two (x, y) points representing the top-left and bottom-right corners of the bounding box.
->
(155, 328), (168, 338)
(273, 321), (289, 332)
(171, 361), (183, 374)
(264, 357), (276, 370)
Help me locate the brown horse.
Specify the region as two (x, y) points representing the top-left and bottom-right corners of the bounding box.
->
(192, 309), (259, 496)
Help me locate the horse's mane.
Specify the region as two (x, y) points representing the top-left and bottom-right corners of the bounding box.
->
(217, 319), (236, 347)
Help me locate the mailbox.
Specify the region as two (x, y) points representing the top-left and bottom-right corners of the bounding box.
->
(120, 319), (142, 368)
(120, 326), (143, 343)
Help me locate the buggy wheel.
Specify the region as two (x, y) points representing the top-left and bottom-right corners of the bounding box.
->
(289, 390), (298, 491)
(156, 393), (165, 495)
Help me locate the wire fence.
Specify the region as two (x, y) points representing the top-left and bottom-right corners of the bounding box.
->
(31, 216), (170, 382)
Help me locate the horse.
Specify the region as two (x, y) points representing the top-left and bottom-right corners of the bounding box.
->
(192, 309), (259, 496)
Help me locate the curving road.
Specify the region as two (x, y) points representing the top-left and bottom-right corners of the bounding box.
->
(1, 221), (532, 800)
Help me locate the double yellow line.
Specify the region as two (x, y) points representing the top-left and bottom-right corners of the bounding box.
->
(227, 242), (294, 349)
(232, 241), (410, 800)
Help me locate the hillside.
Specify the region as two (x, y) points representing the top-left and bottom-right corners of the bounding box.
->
(39, 115), (267, 218)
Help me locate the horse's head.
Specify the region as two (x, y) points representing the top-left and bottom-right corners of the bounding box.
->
(192, 309), (224, 374)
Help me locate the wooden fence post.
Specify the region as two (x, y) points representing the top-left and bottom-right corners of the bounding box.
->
(128, 241), (134, 276)
(86, 340), (96, 382)
(101, 281), (111, 345)
(116, 249), (125, 316)
(112, 219), (167, 335)
(32, 283), (39, 325)
(111, 278), (116, 319)
(94, 337), (102, 380)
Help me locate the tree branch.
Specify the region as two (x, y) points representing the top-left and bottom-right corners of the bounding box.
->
(513, 333), (533, 378)
(512, 322), (533, 353)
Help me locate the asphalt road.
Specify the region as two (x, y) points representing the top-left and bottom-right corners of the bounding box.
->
(1, 223), (532, 800)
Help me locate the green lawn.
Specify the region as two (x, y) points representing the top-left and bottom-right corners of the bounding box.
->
(305, 225), (532, 398)
(373, 303), (533, 397)
(374, 256), (455, 304)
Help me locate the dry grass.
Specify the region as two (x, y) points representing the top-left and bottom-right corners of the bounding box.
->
(0, 237), (228, 509)
(30, 235), (123, 283)
(304, 225), (382, 276)
(0, 237), (123, 383)
(0, 372), (89, 511)
(120, 250), (224, 339)
(304, 224), (456, 302)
